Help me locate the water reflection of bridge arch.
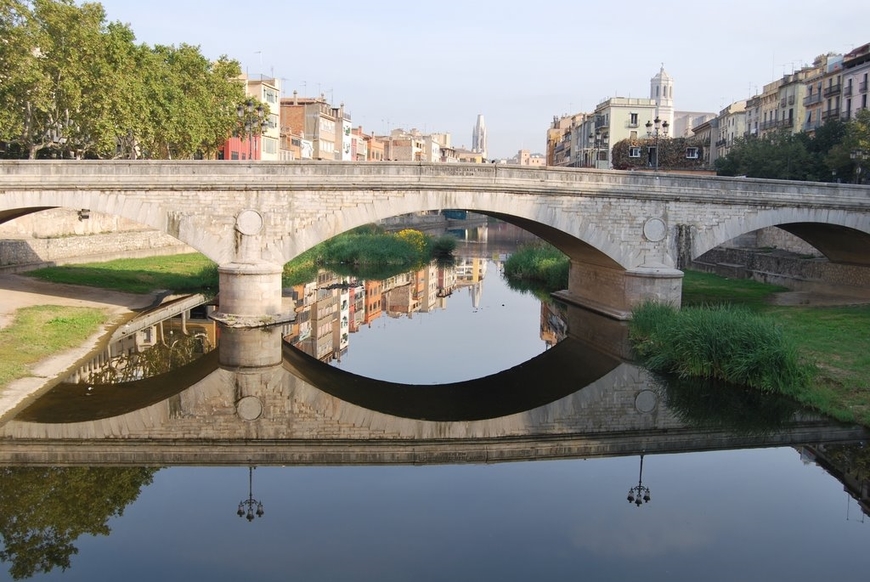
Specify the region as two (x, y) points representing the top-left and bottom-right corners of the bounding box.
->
(2, 326), (866, 466)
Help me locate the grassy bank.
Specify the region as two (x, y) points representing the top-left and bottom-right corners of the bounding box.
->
(0, 306), (108, 388)
(26, 254), (218, 294)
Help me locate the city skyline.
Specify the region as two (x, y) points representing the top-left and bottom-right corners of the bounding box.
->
(95, 0), (870, 160)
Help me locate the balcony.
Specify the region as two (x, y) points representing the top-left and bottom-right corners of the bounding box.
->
(715, 139), (727, 147)
(860, 80), (868, 93)
(760, 119), (778, 131)
(844, 84), (853, 97)
(823, 83), (841, 97)
(804, 93), (822, 106)
(821, 109), (840, 120)
(788, 95), (795, 105)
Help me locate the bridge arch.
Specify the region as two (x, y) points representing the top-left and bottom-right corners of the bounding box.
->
(0, 192), (228, 264)
(282, 190), (625, 270)
(693, 206), (870, 266)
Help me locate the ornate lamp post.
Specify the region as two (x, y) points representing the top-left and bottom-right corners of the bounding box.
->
(237, 466), (264, 522)
(851, 149), (868, 184)
(236, 100), (268, 160)
(645, 116), (670, 171)
(626, 454), (651, 507)
(587, 129), (601, 168)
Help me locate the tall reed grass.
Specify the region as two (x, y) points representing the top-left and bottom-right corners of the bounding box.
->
(629, 302), (815, 396)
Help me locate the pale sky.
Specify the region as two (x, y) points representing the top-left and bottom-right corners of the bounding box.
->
(95, 0), (870, 159)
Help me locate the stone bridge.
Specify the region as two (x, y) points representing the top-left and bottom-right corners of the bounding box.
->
(2, 160), (869, 320)
(1, 327), (865, 466)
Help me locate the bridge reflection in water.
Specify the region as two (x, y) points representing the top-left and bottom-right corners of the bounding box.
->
(1, 303), (866, 467)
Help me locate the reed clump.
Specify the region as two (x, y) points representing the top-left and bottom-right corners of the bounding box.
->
(629, 302), (815, 396)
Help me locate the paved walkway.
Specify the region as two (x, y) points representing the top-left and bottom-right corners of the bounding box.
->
(0, 273), (158, 423)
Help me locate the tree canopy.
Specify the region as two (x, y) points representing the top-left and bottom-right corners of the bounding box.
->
(0, 0), (247, 159)
(715, 114), (870, 183)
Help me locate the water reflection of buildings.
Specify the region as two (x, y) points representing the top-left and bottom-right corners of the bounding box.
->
(66, 294), (219, 384)
(284, 259), (461, 364)
(799, 444), (870, 520)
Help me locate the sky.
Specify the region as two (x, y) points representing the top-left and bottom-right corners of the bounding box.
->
(93, 0), (870, 160)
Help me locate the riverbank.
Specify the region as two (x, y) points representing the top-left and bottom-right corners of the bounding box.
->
(0, 273), (159, 423)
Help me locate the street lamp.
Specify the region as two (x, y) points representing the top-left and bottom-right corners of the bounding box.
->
(626, 454), (651, 507)
(851, 149), (868, 184)
(236, 100), (268, 160)
(236, 466), (264, 522)
(587, 129), (601, 168)
(645, 116), (670, 171)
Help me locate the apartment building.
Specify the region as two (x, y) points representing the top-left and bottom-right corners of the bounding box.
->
(842, 43), (870, 121)
(221, 75), (280, 160)
(280, 92), (339, 160)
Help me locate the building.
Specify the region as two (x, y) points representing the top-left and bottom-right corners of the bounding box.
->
(221, 75), (281, 161)
(507, 149), (546, 166)
(842, 43), (870, 121)
(280, 92), (340, 160)
(472, 114), (487, 159)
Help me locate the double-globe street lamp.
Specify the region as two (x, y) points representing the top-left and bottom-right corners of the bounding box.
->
(236, 100), (269, 160)
(645, 116), (669, 171)
(851, 149), (868, 184)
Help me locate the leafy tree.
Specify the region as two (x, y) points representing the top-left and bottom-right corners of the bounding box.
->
(0, 466), (158, 579)
(0, 0), (246, 159)
(715, 130), (811, 180)
(827, 108), (870, 184)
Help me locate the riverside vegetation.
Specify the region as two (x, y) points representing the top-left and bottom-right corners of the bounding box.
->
(504, 243), (870, 427)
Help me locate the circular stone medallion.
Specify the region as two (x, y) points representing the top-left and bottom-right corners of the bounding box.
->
(237, 396), (263, 420)
(236, 210), (264, 235)
(642, 217), (667, 242)
(634, 390), (658, 413)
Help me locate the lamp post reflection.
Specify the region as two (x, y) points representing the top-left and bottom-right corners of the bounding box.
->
(237, 466), (264, 522)
(627, 454), (651, 507)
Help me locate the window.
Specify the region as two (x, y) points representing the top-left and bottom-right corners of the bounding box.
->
(629, 112), (638, 127)
(629, 146), (641, 158)
(686, 147), (699, 159)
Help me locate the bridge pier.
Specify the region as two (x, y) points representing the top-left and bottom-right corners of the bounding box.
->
(556, 261), (683, 320)
(210, 261), (294, 328)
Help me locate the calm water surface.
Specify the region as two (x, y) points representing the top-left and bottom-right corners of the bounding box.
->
(1, 223), (869, 581)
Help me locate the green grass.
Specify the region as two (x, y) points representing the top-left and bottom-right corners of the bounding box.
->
(681, 270), (789, 309)
(0, 306), (108, 388)
(26, 254), (218, 294)
(629, 271), (870, 427)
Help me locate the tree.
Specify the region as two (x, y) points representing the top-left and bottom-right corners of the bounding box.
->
(0, 466), (158, 579)
(827, 109), (870, 183)
(0, 0), (246, 159)
(715, 131), (811, 180)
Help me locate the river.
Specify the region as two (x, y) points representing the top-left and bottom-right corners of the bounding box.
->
(0, 221), (868, 581)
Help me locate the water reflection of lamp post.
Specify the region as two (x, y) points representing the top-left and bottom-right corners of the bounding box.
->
(645, 116), (669, 171)
(237, 466), (264, 522)
(627, 454), (651, 507)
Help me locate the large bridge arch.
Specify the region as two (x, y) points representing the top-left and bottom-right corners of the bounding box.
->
(0, 191), (228, 264)
(282, 191), (626, 270)
(692, 206), (870, 266)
